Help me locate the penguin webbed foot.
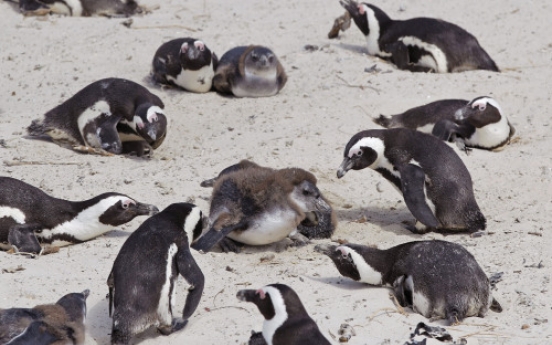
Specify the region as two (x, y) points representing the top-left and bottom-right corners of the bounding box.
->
(288, 232), (310, 247)
(157, 318), (188, 336)
(217, 238), (243, 253)
(248, 331), (268, 345)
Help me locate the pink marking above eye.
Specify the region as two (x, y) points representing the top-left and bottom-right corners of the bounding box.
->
(348, 148), (361, 158)
(256, 289), (266, 299)
(336, 246), (348, 257)
(181, 42), (189, 53)
(358, 4), (365, 15)
(472, 100), (487, 111)
(194, 41), (205, 51)
(147, 112), (158, 123)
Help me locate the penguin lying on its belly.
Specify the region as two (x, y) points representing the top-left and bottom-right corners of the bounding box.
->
(375, 96), (515, 152)
(0, 177), (158, 255)
(338, 128), (486, 235)
(315, 241), (503, 325)
(199, 160), (337, 241)
(193, 161), (332, 253)
(339, 0), (499, 73)
(16, 0), (144, 17)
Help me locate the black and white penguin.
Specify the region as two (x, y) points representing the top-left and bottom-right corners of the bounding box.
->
(192, 163), (332, 253)
(337, 128), (486, 234)
(0, 289), (89, 344)
(16, 0), (143, 17)
(116, 109), (168, 157)
(151, 38), (218, 93)
(199, 160), (337, 241)
(27, 78), (166, 156)
(237, 284), (331, 345)
(315, 240), (503, 325)
(340, 0), (499, 73)
(0, 177), (158, 255)
(213, 45), (287, 97)
(107, 203), (205, 345)
(374, 97), (516, 152)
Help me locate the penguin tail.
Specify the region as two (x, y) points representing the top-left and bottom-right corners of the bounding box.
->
(373, 114), (392, 128)
(26, 119), (46, 136)
(490, 297), (503, 313)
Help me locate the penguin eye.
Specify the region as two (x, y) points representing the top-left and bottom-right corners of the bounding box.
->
(251, 54), (258, 62)
(268, 55), (274, 64)
(355, 151), (362, 158)
(302, 189), (311, 196)
(478, 105), (486, 111)
(121, 201), (130, 210)
(35, 229), (42, 233)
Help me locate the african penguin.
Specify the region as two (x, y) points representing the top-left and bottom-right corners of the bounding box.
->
(107, 203), (205, 345)
(340, 0), (499, 73)
(152, 38), (218, 93)
(337, 128), (486, 234)
(315, 240), (503, 325)
(0, 289), (89, 345)
(191, 162), (332, 253)
(213, 45), (287, 97)
(199, 160), (337, 241)
(27, 78), (166, 156)
(237, 284), (331, 345)
(0, 177), (158, 255)
(16, 0), (143, 17)
(374, 97), (516, 152)
(116, 108), (168, 157)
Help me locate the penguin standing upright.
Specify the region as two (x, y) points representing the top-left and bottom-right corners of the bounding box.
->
(237, 284), (331, 345)
(339, 0), (499, 72)
(108, 203), (205, 345)
(315, 241), (503, 324)
(337, 128), (486, 234)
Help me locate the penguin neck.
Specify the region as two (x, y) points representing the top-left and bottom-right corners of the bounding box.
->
(364, 5), (392, 57)
(349, 245), (394, 285)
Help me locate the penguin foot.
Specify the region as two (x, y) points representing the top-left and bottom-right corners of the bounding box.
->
(288, 232), (310, 247)
(218, 238), (243, 253)
(248, 331), (268, 345)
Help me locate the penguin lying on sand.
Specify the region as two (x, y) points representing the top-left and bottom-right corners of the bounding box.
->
(337, 128), (486, 235)
(374, 96), (515, 152)
(237, 284), (331, 345)
(315, 241), (502, 325)
(16, 0), (143, 17)
(0, 177), (158, 255)
(339, 0), (499, 73)
(27, 78), (166, 156)
(0, 289), (89, 345)
(199, 160), (337, 241)
(116, 108), (168, 157)
(152, 38), (218, 93)
(192, 161), (332, 253)
(108, 203), (205, 345)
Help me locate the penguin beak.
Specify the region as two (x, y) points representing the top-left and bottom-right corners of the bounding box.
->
(81, 289), (90, 299)
(314, 243), (338, 257)
(236, 289), (257, 302)
(135, 203), (159, 216)
(337, 157), (354, 179)
(315, 197), (332, 212)
(147, 127), (157, 141)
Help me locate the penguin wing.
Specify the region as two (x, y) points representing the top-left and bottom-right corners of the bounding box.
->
(191, 220), (249, 253)
(398, 164), (440, 228)
(176, 248), (205, 320)
(432, 119), (473, 142)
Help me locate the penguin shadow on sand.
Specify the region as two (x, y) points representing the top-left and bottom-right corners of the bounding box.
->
(332, 42), (369, 56)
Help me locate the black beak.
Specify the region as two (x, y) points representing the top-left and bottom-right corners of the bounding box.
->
(314, 243), (338, 256)
(337, 157), (354, 179)
(236, 289), (257, 302)
(136, 203), (159, 216)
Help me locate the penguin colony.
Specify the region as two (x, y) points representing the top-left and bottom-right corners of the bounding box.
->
(3, 0), (536, 343)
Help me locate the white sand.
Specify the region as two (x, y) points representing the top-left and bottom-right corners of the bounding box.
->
(0, 0), (551, 344)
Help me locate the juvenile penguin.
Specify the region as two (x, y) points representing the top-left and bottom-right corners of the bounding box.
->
(0, 177), (158, 255)
(374, 97), (515, 152)
(337, 128), (486, 234)
(116, 109), (168, 156)
(237, 284), (331, 345)
(0, 289), (89, 344)
(192, 164), (332, 253)
(152, 38), (218, 93)
(213, 45), (287, 97)
(315, 241), (502, 324)
(16, 0), (143, 17)
(340, 0), (499, 73)
(27, 78), (166, 156)
(199, 160), (337, 240)
(107, 203), (205, 345)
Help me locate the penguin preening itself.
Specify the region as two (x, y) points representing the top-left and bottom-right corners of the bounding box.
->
(16, 0), (143, 17)
(199, 160), (337, 241)
(213, 45), (287, 97)
(107, 203), (205, 345)
(339, 0), (499, 73)
(337, 128), (486, 234)
(192, 162), (332, 253)
(152, 38), (218, 93)
(0, 177), (158, 255)
(0, 289), (89, 345)
(116, 108), (168, 157)
(237, 284), (331, 345)
(315, 241), (503, 325)
(27, 78), (166, 156)
(374, 97), (516, 152)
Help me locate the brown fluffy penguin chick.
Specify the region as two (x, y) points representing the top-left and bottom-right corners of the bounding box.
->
(192, 163), (332, 253)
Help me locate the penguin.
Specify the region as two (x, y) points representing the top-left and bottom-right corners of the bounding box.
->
(314, 240), (503, 325)
(191, 163), (332, 253)
(374, 97), (516, 152)
(16, 0), (143, 17)
(151, 38), (218, 93)
(107, 203), (205, 345)
(237, 284), (331, 345)
(339, 0), (499, 73)
(199, 160), (337, 240)
(116, 109), (168, 157)
(213, 45), (287, 97)
(0, 177), (158, 255)
(27, 78), (166, 156)
(337, 128), (486, 234)
(0, 289), (89, 344)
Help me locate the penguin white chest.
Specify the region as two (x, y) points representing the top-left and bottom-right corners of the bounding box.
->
(465, 117), (511, 149)
(226, 209), (297, 245)
(167, 63), (214, 93)
(233, 71), (279, 98)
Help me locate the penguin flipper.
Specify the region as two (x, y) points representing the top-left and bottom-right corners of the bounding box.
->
(490, 298), (502, 313)
(191, 221), (249, 253)
(385, 41), (435, 73)
(398, 164), (440, 229)
(176, 248), (205, 320)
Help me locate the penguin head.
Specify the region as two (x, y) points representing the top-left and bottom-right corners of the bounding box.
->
(55, 289), (90, 325)
(337, 132), (385, 178)
(278, 168), (332, 213)
(180, 40), (214, 69)
(316, 243), (384, 284)
(244, 46), (278, 77)
(458, 96), (504, 127)
(134, 103), (168, 147)
(340, 1), (391, 37)
(315, 244), (361, 281)
(95, 193), (159, 226)
(237, 284), (306, 320)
